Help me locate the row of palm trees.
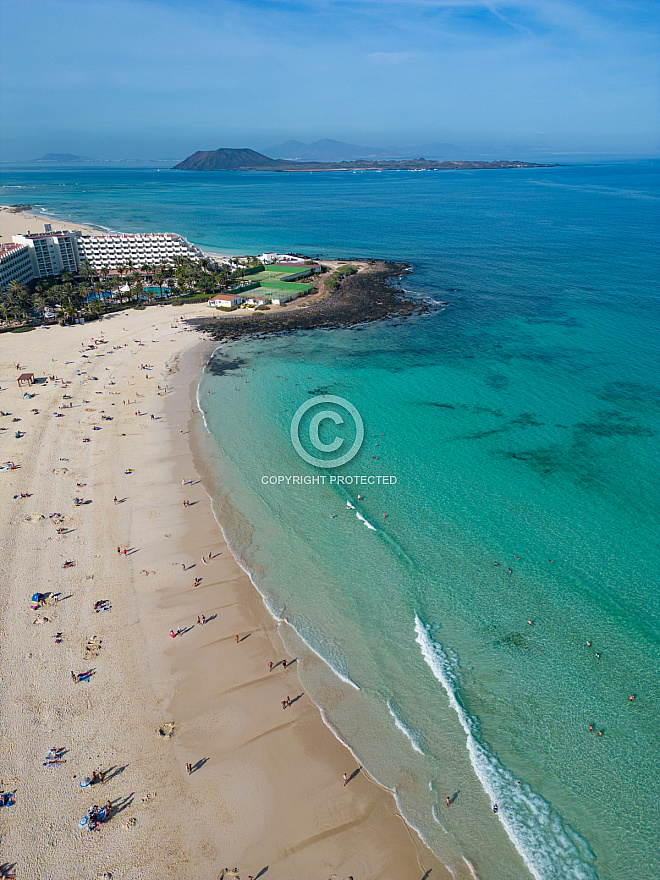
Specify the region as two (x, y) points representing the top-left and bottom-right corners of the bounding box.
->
(0, 256), (253, 327)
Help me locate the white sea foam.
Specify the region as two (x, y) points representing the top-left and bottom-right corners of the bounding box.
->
(387, 698), (425, 754)
(462, 856), (480, 879)
(277, 618), (360, 690)
(414, 614), (598, 880)
(431, 804), (448, 833)
(356, 511), (377, 530)
(394, 789), (434, 851)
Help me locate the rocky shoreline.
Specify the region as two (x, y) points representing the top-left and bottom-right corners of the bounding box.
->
(188, 261), (431, 341)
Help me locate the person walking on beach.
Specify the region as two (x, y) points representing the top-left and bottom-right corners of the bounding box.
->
(343, 773), (348, 786)
(282, 659), (287, 669)
(282, 700), (287, 710)
(446, 796), (450, 807)
(186, 763), (192, 775)
(235, 634), (240, 644)
(268, 661), (273, 672)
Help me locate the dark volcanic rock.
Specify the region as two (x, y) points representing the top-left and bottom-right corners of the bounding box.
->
(187, 262), (430, 342)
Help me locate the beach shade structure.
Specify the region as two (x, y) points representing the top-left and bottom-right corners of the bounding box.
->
(17, 373), (34, 387)
(31, 593), (45, 604)
(80, 777), (92, 788)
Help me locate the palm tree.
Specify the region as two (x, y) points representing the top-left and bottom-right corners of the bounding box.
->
(0, 299), (13, 326)
(8, 281), (33, 323)
(196, 274), (215, 297)
(130, 271), (143, 301)
(80, 259), (94, 284)
(153, 269), (165, 299)
(33, 291), (48, 319)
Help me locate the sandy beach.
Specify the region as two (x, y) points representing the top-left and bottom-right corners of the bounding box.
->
(0, 205), (104, 244)
(0, 300), (448, 878)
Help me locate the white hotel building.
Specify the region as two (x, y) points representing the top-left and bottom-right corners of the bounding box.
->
(13, 231), (79, 278)
(76, 232), (206, 271)
(11, 228), (207, 278)
(0, 243), (35, 290)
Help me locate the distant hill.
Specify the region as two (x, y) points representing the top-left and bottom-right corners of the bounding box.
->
(33, 152), (91, 162)
(173, 148), (556, 173)
(173, 148), (282, 171)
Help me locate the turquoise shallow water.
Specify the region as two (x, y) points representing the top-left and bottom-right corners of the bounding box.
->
(3, 163), (659, 878)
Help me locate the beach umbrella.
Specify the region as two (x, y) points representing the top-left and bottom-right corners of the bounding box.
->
(80, 777), (92, 788)
(31, 593), (44, 603)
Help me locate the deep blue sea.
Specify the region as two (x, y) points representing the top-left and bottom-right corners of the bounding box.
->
(2, 162), (659, 879)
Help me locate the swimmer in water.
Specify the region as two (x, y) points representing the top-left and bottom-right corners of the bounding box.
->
(629, 695), (635, 701)
(587, 641), (591, 647)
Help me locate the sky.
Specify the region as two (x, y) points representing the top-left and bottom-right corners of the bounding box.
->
(0, 0), (658, 160)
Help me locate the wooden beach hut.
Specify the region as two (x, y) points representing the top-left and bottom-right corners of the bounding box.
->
(17, 373), (34, 387)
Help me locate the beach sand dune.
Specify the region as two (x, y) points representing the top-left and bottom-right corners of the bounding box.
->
(0, 307), (449, 879)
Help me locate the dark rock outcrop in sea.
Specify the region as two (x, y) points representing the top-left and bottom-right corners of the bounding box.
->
(187, 262), (430, 342)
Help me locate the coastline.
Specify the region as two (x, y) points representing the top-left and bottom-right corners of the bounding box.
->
(0, 267), (449, 876)
(187, 343), (450, 878)
(0, 204), (111, 242)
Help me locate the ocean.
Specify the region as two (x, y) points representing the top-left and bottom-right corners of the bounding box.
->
(2, 161), (659, 879)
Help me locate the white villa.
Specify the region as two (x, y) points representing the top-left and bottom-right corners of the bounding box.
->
(259, 252), (309, 264)
(208, 293), (243, 308)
